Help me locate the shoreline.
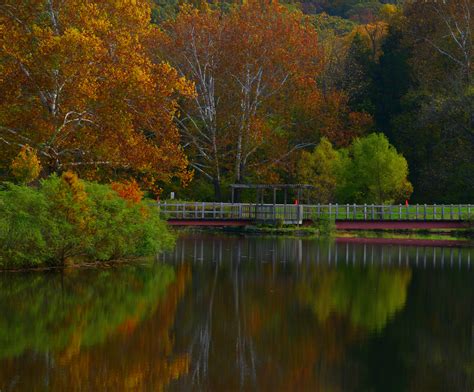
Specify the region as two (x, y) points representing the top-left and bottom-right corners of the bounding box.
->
(172, 225), (474, 242)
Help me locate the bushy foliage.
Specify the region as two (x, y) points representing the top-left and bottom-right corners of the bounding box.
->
(297, 133), (412, 204)
(344, 133), (413, 203)
(297, 137), (346, 203)
(0, 174), (174, 268)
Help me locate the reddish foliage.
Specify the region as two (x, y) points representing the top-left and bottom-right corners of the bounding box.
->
(111, 179), (144, 204)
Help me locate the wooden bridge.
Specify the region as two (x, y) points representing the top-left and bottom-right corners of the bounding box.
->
(157, 202), (472, 230)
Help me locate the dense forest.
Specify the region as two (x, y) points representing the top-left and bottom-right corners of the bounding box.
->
(0, 0), (472, 203)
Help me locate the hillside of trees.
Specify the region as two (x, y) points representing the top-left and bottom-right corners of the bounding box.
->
(1, 0), (472, 203)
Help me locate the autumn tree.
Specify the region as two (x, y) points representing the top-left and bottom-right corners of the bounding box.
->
(404, 0), (472, 85)
(0, 0), (194, 191)
(161, 2), (355, 200)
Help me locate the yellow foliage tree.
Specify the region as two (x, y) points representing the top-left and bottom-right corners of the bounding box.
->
(10, 144), (42, 184)
(0, 0), (194, 191)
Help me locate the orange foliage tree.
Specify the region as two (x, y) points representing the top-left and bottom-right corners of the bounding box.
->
(161, 2), (360, 199)
(0, 0), (194, 191)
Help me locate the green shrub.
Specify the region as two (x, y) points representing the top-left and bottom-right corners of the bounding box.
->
(274, 218), (284, 229)
(0, 183), (53, 266)
(85, 182), (174, 260)
(312, 214), (335, 237)
(0, 176), (174, 269)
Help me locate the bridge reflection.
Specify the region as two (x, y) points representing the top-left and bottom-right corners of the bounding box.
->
(161, 234), (472, 269)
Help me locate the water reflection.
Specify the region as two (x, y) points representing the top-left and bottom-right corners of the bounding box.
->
(298, 266), (412, 331)
(163, 234), (473, 391)
(0, 263), (191, 391)
(0, 234), (473, 391)
(163, 235), (472, 269)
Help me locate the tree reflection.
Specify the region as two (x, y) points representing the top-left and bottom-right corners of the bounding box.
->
(363, 269), (474, 391)
(0, 263), (191, 391)
(173, 235), (474, 390)
(1, 234), (472, 390)
(298, 266), (412, 331)
(171, 261), (412, 390)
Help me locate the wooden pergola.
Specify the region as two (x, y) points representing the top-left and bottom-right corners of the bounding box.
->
(230, 184), (315, 205)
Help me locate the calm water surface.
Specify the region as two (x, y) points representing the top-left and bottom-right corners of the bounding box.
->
(0, 233), (473, 391)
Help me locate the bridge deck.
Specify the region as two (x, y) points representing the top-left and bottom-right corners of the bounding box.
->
(167, 219), (468, 230)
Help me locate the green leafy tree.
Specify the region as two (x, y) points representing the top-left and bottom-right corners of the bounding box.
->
(343, 133), (413, 203)
(371, 27), (412, 138)
(344, 32), (376, 113)
(297, 137), (346, 203)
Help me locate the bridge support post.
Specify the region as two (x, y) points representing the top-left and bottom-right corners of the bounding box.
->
(273, 188), (277, 222)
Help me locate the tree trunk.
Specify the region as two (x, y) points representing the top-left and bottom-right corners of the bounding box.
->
(213, 177), (222, 201)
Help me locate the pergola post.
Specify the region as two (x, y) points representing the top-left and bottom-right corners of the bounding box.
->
(229, 183), (315, 208)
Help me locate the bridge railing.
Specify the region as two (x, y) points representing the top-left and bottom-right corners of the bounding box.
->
(157, 202), (303, 222)
(303, 203), (472, 221)
(157, 202), (473, 222)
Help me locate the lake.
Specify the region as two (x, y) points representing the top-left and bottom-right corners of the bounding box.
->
(0, 233), (473, 391)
